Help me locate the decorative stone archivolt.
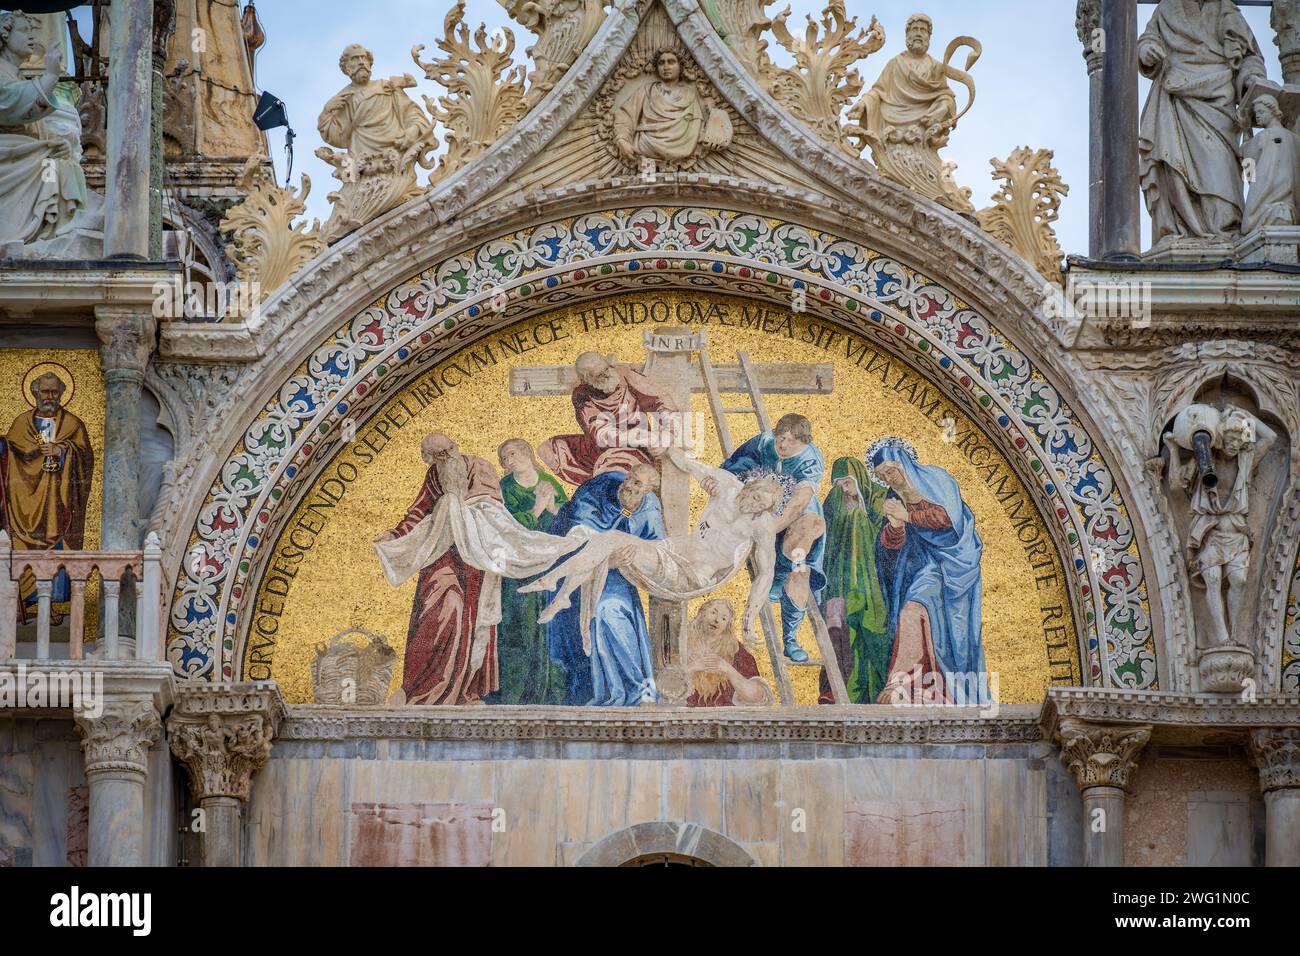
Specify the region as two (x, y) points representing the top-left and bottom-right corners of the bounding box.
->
(162, 206), (1156, 693)
(576, 821), (758, 866)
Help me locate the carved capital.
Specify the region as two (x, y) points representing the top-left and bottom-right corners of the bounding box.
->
(1250, 727), (1300, 793)
(75, 701), (162, 776)
(95, 310), (158, 376)
(167, 683), (284, 802)
(1076, 0), (1102, 50)
(1056, 717), (1152, 791)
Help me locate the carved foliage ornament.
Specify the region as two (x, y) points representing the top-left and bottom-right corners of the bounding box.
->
(169, 712), (274, 802)
(75, 703), (162, 776)
(1251, 727), (1300, 792)
(1057, 717), (1152, 791)
(498, 0), (607, 104)
(762, 0), (885, 155)
(219, 159), (325, 302)
(414, 0), (528, 181)
(976, 147), (1069, 284)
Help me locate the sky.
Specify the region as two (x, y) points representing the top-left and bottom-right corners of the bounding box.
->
(92, 0), (1288, 257)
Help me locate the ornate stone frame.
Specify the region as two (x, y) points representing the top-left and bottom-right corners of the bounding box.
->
(149, 0), (1191, 694)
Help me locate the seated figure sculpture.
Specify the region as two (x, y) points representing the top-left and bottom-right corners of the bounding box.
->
(0, 11), (100, 256)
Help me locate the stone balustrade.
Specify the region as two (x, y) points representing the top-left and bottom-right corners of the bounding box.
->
(0, 530), (164, 663)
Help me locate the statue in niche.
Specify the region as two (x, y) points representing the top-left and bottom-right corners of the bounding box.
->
(1163, 402), (1277, 649)
(611, 50), (733, 165)
(0, 11), (99, 256)
(847, 13), (980, 214)
(316, 43), (437, 242)
(1241, 92), (1300, 233)
(1138, 0), (1267, 244)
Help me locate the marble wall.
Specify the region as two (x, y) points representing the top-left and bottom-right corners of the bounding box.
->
(245, 739), (1087, 867)
(0, 717), (177, 867)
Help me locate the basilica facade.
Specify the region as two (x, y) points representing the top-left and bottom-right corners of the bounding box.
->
(0, 0), (1297, 868)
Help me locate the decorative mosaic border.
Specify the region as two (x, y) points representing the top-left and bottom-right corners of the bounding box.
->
(167, 206), (1157, 690)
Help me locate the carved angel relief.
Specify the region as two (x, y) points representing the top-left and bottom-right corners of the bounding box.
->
(976, 147), (1070, 283)
(600, 48), (734, 171)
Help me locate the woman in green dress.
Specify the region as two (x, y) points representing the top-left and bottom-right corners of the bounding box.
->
(486, 439), (570, 705)
(818, 456), (893, 704)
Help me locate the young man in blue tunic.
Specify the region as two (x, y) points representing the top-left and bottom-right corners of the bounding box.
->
(715, 413), (827, 662)
(544, 463), (665, 706)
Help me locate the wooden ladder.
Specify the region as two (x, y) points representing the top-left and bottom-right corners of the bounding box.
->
(697, 350), (850, 705)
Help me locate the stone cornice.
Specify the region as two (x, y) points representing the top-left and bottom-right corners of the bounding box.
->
(278, 704), (1046, 745)
(0, 262), (175, 322)
(1042, 688), (1300, 744)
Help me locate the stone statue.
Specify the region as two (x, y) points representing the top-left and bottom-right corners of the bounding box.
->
(0, 11), (96, 254)
(612, 50), (733, 165)
(1138, 0), (1267, 245)
(847, 13), (979, 214)
(316, 43), (437, 243)
(1163, 403), (1277, 650)
(1242, 93), (1300, 233)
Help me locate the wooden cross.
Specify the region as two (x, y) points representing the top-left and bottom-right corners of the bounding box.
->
(509, 326), (833, 669)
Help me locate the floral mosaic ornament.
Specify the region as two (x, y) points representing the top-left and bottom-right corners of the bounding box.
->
(168, 206), (1157, 690)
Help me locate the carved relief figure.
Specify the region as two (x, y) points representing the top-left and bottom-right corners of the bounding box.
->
(0, 12), (91, 249)
(848, 13), (979, 213)
(317, 43), (436, 242)
(867, 437), (986, 705)
(686, 599), (772, 707)
(612, 50), (733, 164)
(719, 413), (828, 663)
(0, 371), (94, 625)
(1164, 403), (1277, 648)
(374, 434), (504, 705)
(1138, 0), (1267, 243)
(538, 351), (678, 486)
(1242, 93), (1300, 233)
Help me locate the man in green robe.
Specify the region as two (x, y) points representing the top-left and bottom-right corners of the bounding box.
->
(818, 457), (892, 704)
(486, 439), (570, 705)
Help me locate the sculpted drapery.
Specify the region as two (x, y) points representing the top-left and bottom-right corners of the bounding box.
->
(1138, 0), (1267, 242)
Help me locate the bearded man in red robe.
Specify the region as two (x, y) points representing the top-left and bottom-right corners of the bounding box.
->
(538, 352), (678, 486)
(375, 433), (503, 705)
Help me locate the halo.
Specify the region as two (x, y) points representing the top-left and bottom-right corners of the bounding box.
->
(864, 436), (918, 486)
(740, 468), (796, 514)
(22, 363), (75, 409)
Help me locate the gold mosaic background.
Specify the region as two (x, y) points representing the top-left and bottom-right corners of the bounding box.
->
(250, 293), (1078, 704)
(0, 349), (106, 549)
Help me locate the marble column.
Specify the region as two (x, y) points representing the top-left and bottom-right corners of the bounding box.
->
(1057, 717), (1152, 866)
(74, 700), (162, 867)
(167, 684), (283, 867)
(104, 0), (155, 260)
(96, 311), (158, 552)
(1077, 0), (1105, 259)
(1250, 728), (1300, 868)
(1272, 0), (1300, 86)
(1100, 0), (1141, 260)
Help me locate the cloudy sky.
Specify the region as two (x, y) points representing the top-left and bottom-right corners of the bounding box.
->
(141, 2), (1296, 256)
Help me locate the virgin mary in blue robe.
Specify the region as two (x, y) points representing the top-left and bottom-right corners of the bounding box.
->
(868, 438), (987, 705)
(545, 471), (665, 706)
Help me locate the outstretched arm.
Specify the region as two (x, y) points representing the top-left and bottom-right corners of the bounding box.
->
(666, 446), (734, 496)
